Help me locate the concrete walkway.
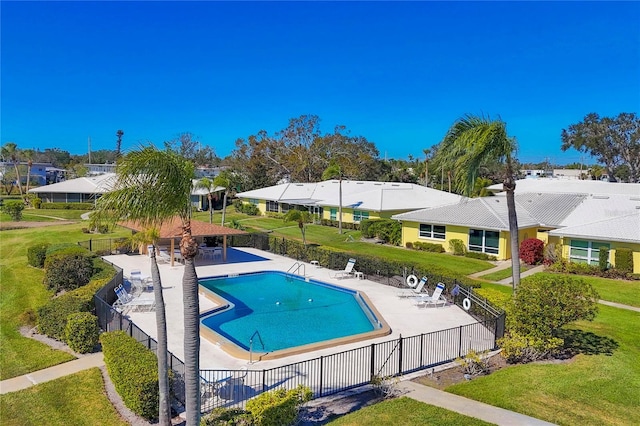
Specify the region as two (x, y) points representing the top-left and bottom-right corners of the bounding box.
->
(401, 381), (556, 426)
(0, 353), (105, 395)
(496, 264), (546, 285)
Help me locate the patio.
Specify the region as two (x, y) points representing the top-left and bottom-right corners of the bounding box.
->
(103, 247), (487, 372)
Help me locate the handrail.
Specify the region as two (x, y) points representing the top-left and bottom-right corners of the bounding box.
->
(249, 330), (265, 364)
(286, 262), (305, 276)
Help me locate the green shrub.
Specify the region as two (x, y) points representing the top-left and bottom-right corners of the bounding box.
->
(360, 219), (376, 238)
(1, 199), (25, 220)
(464, 252), (497, 261)
(412, 241), (445, 253)
(598, 247), (610, 271)
(615, 248), (634, 273)
(498, 332), (563, 364)
(405, 242), (414, 249)
(201, 408), (252, 426)
(100, 331), (160, 421)
(65, 312), (100, 353)
(40, 202), (94, 210)
(27, 243), (50, 268)
(43, 252), (94, 292)
(37, 294), (92, 341)
(46, 243), (87, 256)
(449, 239), (466, 256)
(28, 194), (42, 209)
(245, 385), (312, 426)
(240, 203), (259, 215)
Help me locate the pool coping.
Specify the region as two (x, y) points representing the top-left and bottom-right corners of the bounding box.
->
(198, 271), (392, 361)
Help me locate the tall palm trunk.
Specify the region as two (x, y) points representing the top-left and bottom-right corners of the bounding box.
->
(180, 224), (201, 425)
(221, 190), (228, 226)
(208, 193), (213, 224)
(504, 161), (520, 290)
(12, 163), (24, 197)
(26, 160), (33, 195)
(150, 247), (171, 425)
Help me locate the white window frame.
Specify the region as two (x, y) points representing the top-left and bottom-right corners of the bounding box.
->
(266, 200), (279, 213)
(419, 224), (446, 240)
(468, 229), (499, 255)
(569, 239), (610, 266)
(353, 210), (369, 223)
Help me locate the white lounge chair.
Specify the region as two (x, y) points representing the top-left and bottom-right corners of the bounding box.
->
(397, 277), (427, 297)
(414, 282), (447, 308)
(330, 258), (357, 279)
(113, 284), (155, 313)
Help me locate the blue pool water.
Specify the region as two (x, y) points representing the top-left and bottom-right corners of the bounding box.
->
(199, 271), (381, 353)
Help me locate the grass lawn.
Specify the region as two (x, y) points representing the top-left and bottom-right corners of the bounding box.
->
(327, 396), (495, 425)
(0, 208), (90, 222)
(477, 265), (530, 282)
(444, 305), (640, 426)
(0, 368), (128, 426)
(535, 272), (640, 308)
(0, 222), (129, 380)
(268, 223), (495, 279)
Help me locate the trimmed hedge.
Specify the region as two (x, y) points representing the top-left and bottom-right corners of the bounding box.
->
(43, 251), (94, 292)
(464, 252), (497, 261)
(449, 239), (466, 256)
(27, 243), (50, 268)
(40, 202), (94, 210)
(359, 219), (401, 245)
(411, 241), (445, 253)
(245, 385), (312, 426)
(37, 277), (112, 341)
(100, 331), (160, 421)
(65, 312), (100, 353)
(615, 248), (633, 273)
(599, 247), (610, 271)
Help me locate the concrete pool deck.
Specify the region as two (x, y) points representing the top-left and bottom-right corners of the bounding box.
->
(103, 248), (485, 371)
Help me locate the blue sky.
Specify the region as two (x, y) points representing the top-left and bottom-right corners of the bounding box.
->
(2, 1), (638, 165)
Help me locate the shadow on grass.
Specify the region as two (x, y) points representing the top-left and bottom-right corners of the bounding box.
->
(558, 329), (619, 357)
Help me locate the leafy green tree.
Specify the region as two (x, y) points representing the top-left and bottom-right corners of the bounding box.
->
(561, 112), (640, 182)
(283, 209), (312, 246)
(434, 114), (521, 289)
(1, 199), (25, 220)
(510, 274), (599, 343)
(95, 146), (200, 425)
(1, 142), (23, 197)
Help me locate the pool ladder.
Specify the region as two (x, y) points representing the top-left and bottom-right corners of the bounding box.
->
(249, 330), (265, 364)
(287, 262), (306, 277)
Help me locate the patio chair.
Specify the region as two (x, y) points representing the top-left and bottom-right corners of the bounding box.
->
(330, 258), (357, 279)
(113, 284), (155, 313)
(397, 277), (427, 297)
(414, 282), (447, 308)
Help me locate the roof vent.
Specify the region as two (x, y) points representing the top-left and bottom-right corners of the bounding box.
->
(630, 196), (640, 201)
(592, 195), (609, 199)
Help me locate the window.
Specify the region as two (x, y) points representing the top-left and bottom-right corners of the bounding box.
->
(249, 198), (259, 206)
(569, 240), (610, 265)
(330, 208), (337, 221)
(266, 201), (279, 213)
(419, 224), (446, 240)
(353, 210), (369, 223)
(468, 229), (499, 255)
(280, 203), (290, 213)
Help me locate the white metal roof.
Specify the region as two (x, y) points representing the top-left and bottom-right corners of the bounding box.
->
(488, 179), (640, 196)
(236, 180), (463, 212)
(28, 173), (117, 194)
(392, 196), (540, 231)
(549, 211), (640, 244)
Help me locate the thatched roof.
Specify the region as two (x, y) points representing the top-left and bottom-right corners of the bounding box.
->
(118, 217), (247, 238)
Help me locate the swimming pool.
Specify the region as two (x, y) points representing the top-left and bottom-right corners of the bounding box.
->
(199, 271), (391, 360)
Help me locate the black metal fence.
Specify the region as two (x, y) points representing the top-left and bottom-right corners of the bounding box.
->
(200, 318), (499, 412)
(90, 235), (505, 414)
(93, 260), (188, 405)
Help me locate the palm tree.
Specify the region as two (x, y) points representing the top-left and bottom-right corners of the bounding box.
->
(116, 130), (124, 158)
(23, 149), (35, 196)
(434, 114), (521, 289)
(423, 148), (431, 186)
(213, 170), (233, 226)
(322, 164), (343, 234)
(284, 209), (312, 245)
(194, 177), (216, 224)
(1, 142), (23, 198)
(95, 146), (201, 425)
